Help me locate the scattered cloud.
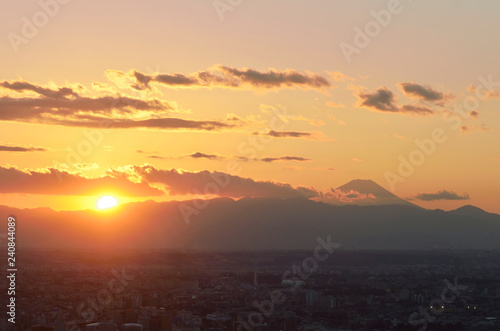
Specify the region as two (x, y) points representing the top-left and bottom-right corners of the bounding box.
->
(460, 125), (490, 134)
(469, 110), (479, 119)
(314, 167), (337, 171)
(357, 87), (436, 116)
(467, 84), (500, 99)
(399, 104), (435, 115)
(0, 166), (163, 196)
(187, 152), (223, 160)
(359, 87), (397, 112)
(0, 80), (78, 99)
(108, 65), (333, 92)
(0, 144), (46, 152)
(0, 79), (236, 132)
(327, 71), (355, 82)
(282, 166), (306, 171)
(415, 190), (470, 201)
(73, 163), (99, 170)
(128, 165), (318, 198)
(399, 82), (447, 102)
(317, 189), (376, 204)
(258, 130), (330, 140)
(260, 156), (311, 163)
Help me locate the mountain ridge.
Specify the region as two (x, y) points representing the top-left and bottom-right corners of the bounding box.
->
(1, 197), (498, 250)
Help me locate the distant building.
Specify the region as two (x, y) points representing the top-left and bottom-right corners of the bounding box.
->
(84, 322), (117, 331)
(149, 314), (172, 331)
(122, 323), (143, 331)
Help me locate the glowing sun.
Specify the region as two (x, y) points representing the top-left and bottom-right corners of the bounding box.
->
(96, 196), (118, 210)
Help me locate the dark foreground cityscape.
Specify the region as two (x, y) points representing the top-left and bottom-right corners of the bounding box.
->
(2, 249), (500, 331)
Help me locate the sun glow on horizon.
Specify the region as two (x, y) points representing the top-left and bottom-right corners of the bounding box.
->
(96, 196), (119, 210)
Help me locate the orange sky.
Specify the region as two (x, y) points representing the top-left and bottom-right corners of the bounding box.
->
(0, 1), (499, 213)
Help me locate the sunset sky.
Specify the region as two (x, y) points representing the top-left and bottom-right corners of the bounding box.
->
(1, 0), (499, 213)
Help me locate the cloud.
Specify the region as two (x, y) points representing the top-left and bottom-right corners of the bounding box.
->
(258, 130), (329, 140)
(469, 111), (479, 118)
(315, 167), (337, 171)
(399, 104), (435, 115)
(0, 79), (236, 132)
(316, 189), (376, 204)
(260, 156), (311, 163)
(283, 166), (306, 171)
(73, 163), (100, 170)
(109, 65), (333, 91)
(327, 71), (355, 82)
(460, 125), (490, 134)
(0, 144), (46, 152)
(0, 166), (163, 196)
(415, 190), (470, 201)
(0, 80), (78, 99)
(358, 87), (398, 112)
(399, 82), (446, 102)
(187, 152), (223, 160)
(0, 79), (173, 115)
(0, 95), (172, 119)
(129, 165), (318, 198)
(357, 87), (436, 115)
(467, 84), (500, 99)
(56, 118), (233, 131)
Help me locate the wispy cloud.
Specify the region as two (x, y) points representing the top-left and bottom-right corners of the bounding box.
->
(399, 82), (448, 102)
(260, 156), (311, 163)
(415, 190), (470, 201)
(0, 80), (78, 99)
(357, 87), (435, 116)
(0, 144), (47, 152)
(0, 79), (235, 132)
(257, 130), (330, 140)
(187, 152), (224, 160)
(108, 65), (333, 92)
(316, 189), (375, 203)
